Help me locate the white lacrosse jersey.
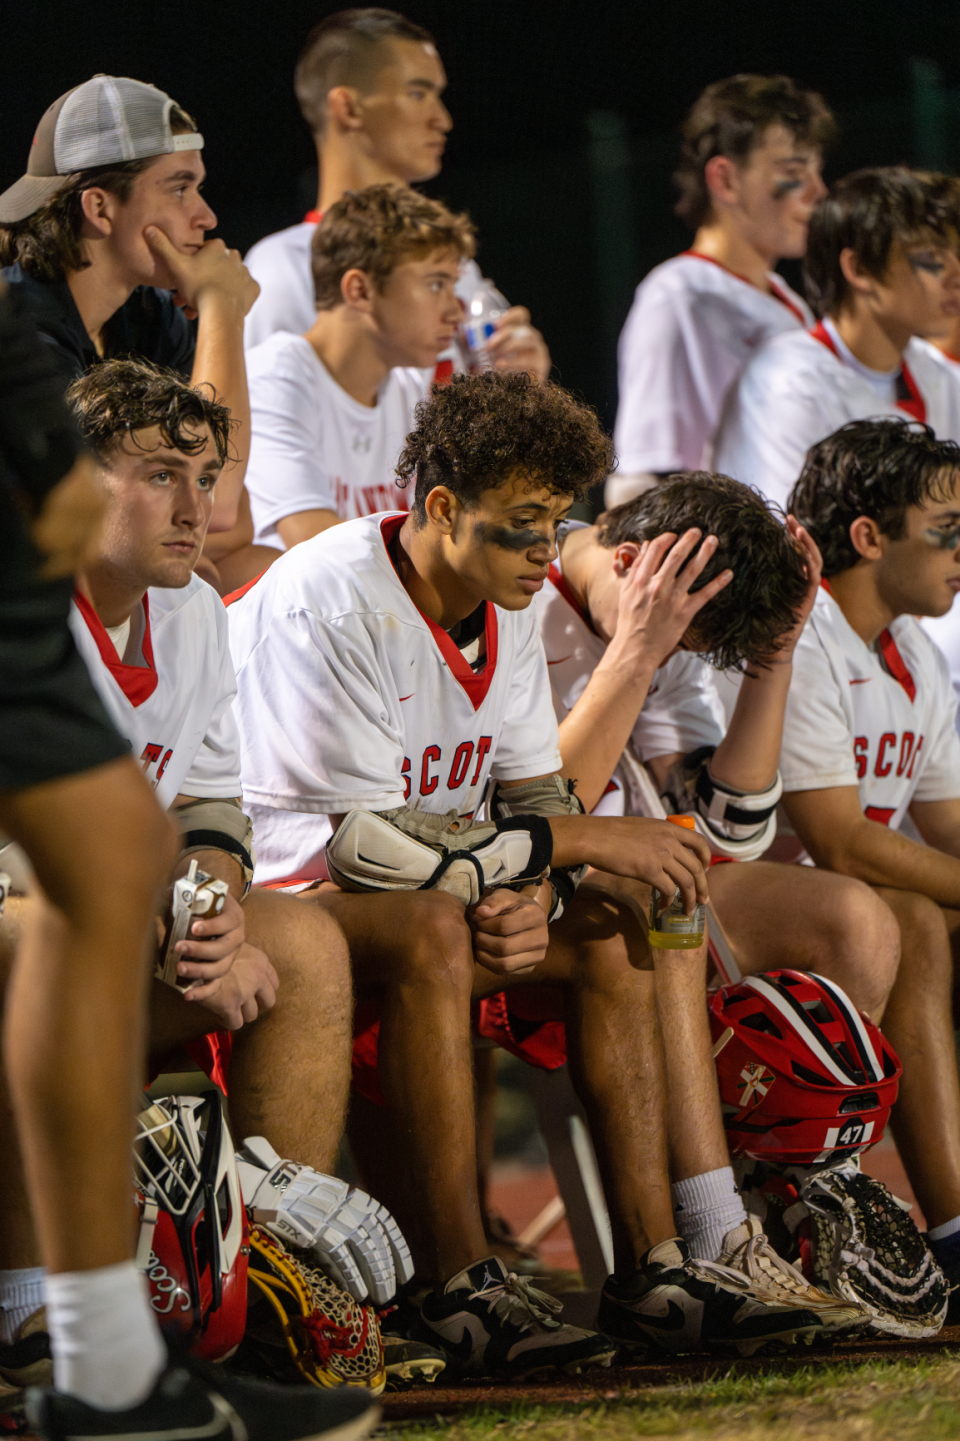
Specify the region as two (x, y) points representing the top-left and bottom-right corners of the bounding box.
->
(533, 543), (726, 822)
(68, 578), (241, 807)
(614, 251), (811, 475)
(244, 220), (318, 351)
(715, 321), (960, 510)
(780, 586), (960, 834)
(227, 512), (563, 886)
(245, 332), (429, 547)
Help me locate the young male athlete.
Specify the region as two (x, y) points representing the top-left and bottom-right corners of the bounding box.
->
(610, 74), (832, 506)
(0, 312), (377, 1437)
(243, 7), (545, 378)
(716, 168), (960, 508)
(229, 369), (836, 1375)
(532, 476), (900, 1271)
(0, 74), (258, 533)
(0, 358), (415, 1417)
(244, 185), (472, 554)
(784, 417), (960, 1312)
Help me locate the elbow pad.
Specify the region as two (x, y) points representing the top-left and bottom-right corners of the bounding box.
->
(326, 805), (554, 908)
(173, 797), (255, 894)
(663, 746), (781, 862)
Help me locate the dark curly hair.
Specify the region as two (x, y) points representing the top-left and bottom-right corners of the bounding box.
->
(788, 418), (960, 576)
(803, 167), (960, 318)
(674, 74), (835, 230)
(68, 358), (233, 467)
(597, 472), (808, 670)
(396, 371), (613, 522)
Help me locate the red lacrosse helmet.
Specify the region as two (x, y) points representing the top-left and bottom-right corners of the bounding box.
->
(709, 969), (901, 1165)
(134, 1093), (249, 1360)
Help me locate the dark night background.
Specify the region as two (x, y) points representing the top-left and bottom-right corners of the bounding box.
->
(6, 0), (960, 428)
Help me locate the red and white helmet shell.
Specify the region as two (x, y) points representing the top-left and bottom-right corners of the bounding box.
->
(134, 1093), (248, 1360)
(709, 969), (901, 1165)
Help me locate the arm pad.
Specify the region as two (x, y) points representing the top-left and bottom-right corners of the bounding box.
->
(173, 797), (255, 894)
(661, 745), (780, 862)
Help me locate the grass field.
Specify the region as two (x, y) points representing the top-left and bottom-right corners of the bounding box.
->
(384, 1350), (960, 1440)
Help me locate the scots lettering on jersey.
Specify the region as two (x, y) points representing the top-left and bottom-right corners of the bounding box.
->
(404, 737), (496, 799)
(140, 742), (173, 787)
(855, 731), (923, 782)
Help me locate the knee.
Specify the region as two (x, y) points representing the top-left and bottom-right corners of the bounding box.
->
(395, 891), (474, 987)
(823, 879), (901, 1011)
(887, 890), (950, 968)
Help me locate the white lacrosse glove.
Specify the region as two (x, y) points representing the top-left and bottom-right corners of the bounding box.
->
(235, 1136), (414, 1305)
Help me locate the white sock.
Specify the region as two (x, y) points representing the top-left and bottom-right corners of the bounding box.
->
(44, 1261), (165, 1410)
(0, 1267), (45, 1345)
(928, 1214), (960, 1242)
(672, 1166), (748, 1261)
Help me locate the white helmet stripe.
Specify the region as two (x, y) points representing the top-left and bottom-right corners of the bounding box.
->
(809, 971), (885, 1082)
(743, 975), (854, 1085)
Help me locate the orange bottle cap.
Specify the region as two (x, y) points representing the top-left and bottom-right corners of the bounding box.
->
(667, 814), (696, 830)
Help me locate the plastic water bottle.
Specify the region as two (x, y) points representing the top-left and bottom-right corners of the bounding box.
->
(461, 273), (510, 371)
(648, 815), (706, 949)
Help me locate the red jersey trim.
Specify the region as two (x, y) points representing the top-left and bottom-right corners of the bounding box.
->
(73, 591), (158, 707)
(379, 513), (500, 712)
(303, 210), (323, 225)
(547, 563), (600, 636)
(223, 570), (269, 607)
(681, 250), (806, 324)
(820, 579), (916, 703)
(809, 322), (926, 424)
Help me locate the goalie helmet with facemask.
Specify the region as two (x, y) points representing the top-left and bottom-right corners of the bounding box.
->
(133, 1093), (249, 1361)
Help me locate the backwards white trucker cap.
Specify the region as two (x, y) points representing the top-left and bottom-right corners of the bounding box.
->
(0, 75), (204, 225)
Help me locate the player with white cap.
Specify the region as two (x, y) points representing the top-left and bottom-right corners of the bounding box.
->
(0, 75), (258, 533)
(610, 74), (832, 506)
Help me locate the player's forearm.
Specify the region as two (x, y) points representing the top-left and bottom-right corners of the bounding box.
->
(172, 847), (245, 904)
(557, 649), (658, 812)
(193, 298), (249, 533)
(709, 661), (792, 793)
(792, 808), (960, 908)
(276, 508), (342, 550)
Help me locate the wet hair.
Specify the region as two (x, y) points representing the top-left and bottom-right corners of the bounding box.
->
(788, 418), (960, 576)
(803, 167), (960, 318)
(674, 74), (835, 230)
(597, 472), (808, 670)
(68, 358), (233, 467)
(0, 105), (198, 282)
(311, 182), (474, 309)
(396, 371), (613, 522)
(295, 8), (435, 136)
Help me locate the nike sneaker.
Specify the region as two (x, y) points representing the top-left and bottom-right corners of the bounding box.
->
(377, 1292), (446, 1389)
(27, 1353), (378, 1441)
(597, 1237), (824, 1357)
(417, 1256), (615, 1379)
(798, 1159), (948, 1338)
(717, 1217), (866, 1333)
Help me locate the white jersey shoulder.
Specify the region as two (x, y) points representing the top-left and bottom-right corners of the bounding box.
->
(228, 512), (562, 885)
(69, 574), (241, 807)
(614, 252), (810, 476)
(781, 586), (960, 833)
(716, 328), (960, 510)
(244, 331), (428, 547)
(243, 222), (316, 352)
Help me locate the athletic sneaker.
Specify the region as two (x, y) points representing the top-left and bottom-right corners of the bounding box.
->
(597, 1237), (824, 1357)
(417, 1256), (616, 1379)
(26, 1354), (378, 1441)
(381, 1337), (446, 1389)
(717, 1217), (866, 1333)
(798, 1159), (948, 1338)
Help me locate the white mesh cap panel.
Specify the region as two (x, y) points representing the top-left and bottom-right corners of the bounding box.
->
(53, 76), (201, 172)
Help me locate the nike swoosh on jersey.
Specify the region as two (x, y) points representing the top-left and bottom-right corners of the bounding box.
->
(398, 693), (415, 701)
(849, 678), (872, 685)
(546, 656), (573, 666)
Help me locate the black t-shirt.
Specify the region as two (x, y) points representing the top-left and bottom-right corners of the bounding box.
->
(2, 262), (197, 385)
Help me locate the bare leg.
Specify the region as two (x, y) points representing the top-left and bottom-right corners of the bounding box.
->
(0, 757), (176, 1275)
(313, 888), (487, 1285)
(871, 888), (960, 1228)
(709, 861), (900, 1021)
(491, 886), (676, 1275)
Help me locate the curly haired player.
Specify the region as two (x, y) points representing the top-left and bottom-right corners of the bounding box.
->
(229, 370), (835, 1377)
(783, 417), (960, 1319)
